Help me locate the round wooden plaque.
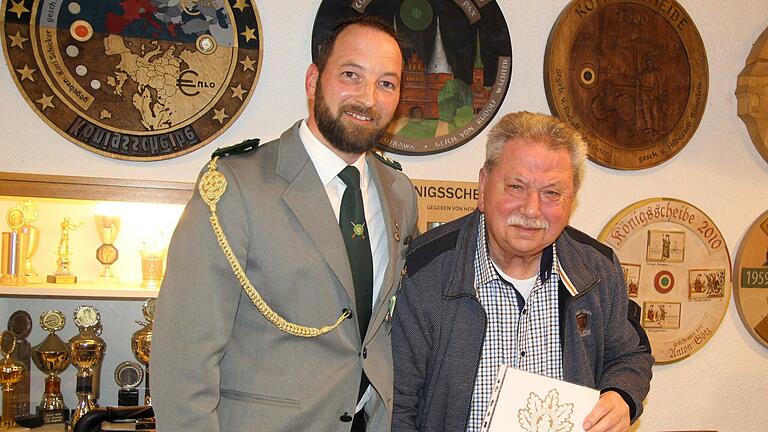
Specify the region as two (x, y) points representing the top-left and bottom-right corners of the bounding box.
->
(598, 198), (731, 364)
(312, 0), (512, 155)
(545, 0), (708, 170)
(733, 210), (768, 349)
(1, 1), (263, 161)
(736, 27), (768, 164)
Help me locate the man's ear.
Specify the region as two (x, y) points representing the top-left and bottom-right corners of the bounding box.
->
(477, 167), (487, 213)
(306, 64), (319, 99)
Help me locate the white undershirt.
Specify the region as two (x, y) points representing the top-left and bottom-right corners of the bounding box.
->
(491, 260), (538, 300)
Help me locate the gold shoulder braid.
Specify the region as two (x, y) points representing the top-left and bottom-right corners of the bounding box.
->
(200, 156), (350, 337)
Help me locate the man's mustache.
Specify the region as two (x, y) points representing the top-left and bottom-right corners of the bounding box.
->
(506, 213), (549, 229)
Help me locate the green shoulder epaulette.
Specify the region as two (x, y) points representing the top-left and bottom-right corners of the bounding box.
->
(212, 138), (261, 159)
(373, 151), (402, 171)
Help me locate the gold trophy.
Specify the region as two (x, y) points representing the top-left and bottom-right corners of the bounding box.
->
(47, 218), (83, 284)
(0, 331), (25, 430)
(18, 201), (40, 283)
(131, 299), (155, 429)
(7, 311), (32, 419)
(2, 206), (27, 286)
(68, 306), (106, 429)
(31, 311), (70, 424)
(94, 215), (120, 282)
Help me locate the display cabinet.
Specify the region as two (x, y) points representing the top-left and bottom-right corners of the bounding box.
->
(0, 171), (193, 413)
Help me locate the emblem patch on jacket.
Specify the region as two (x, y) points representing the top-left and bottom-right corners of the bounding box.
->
(575, 309), (592, 337)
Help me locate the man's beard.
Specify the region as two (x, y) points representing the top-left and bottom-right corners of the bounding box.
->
(313, 81), (388, 155)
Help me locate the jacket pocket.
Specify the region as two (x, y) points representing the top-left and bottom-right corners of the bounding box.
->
(220, 388), (300, 408)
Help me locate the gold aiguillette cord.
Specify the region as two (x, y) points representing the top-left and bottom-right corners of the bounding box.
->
(198, 156), (350, 337)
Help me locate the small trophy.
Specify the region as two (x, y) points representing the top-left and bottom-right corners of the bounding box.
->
(1, 206), (27, 286)
(1, 331), (25, 430)
(94, 215), (120, 282)
(7, 311), (32, 418)
(19, 201), (40, 283)
(47, 218), (83, 284)
(68, 306), (106, 429)
(31, 311), (70, 424)
(114, 361), (143, 407)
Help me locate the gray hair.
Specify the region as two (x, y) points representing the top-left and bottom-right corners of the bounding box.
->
(483, 111), (587, 191)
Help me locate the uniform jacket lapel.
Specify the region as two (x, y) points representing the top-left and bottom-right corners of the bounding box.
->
(277, 123), (356, 304)
(367, 153), (405, 341)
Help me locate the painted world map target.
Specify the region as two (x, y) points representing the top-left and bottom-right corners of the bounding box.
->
(2, 0), (263, 160)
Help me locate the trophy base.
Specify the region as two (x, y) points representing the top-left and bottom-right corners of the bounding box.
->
(117, 389), (139, 407)
(36, 406), (70, 424)
(97, 275), (119, 284)
(0, 426), (31, 431)
(46, 274), (77, 284)
(135, 417), (156, 430)
(23, 275), (45, 284)
(0, 274), (20, 285)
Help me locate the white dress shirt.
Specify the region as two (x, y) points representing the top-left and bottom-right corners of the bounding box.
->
(299, 120), (388, 409)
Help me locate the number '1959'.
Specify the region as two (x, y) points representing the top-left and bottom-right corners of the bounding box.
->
(741, 268), (768, 288)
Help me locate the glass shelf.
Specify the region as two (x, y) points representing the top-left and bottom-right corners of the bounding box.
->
(0, 281), (158, 299)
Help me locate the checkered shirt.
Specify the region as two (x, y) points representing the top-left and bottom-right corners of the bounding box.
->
(466, 215), (564, 432)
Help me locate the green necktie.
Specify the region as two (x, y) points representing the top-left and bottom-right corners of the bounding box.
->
(338, 166), (373, 403)
(338, 165), (373, 340)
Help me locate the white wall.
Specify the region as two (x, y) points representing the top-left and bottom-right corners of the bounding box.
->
(1, 1), (767, 430)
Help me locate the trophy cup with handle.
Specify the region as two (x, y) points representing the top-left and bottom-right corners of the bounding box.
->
(131, 299), (155, 430)
(94, 215), (120, 282)
(68, 306), (106, 429)
(131, 299), (154, 406)
(0, 331), (25, 430)
(31, 310), (70, 424)
(6, 311), (32, 419)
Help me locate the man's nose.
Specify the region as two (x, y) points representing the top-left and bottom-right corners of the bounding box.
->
(357, 80), (377, 108)
(520, 189), (542, 217)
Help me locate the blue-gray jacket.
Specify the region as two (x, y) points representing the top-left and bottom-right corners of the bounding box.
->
(392, 210), (653, 431)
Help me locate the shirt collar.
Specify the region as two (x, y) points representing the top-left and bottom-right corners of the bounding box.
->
(299, 120), (368, 187)
(475, 214), (557, 287)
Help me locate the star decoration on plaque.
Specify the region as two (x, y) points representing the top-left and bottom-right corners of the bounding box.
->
(230, 84), (247, 101)
(240, 26), (257, 42)
(8, 31), (28, 49)
(35, 93), (55, 111)
(16, 65), (35, 81)
(8, 0), (29, 19)
(1, 1), (264, 161)
(233, 0), (250, 12)
(213, 108), (230, 125)
(239, 56), (256, 72)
